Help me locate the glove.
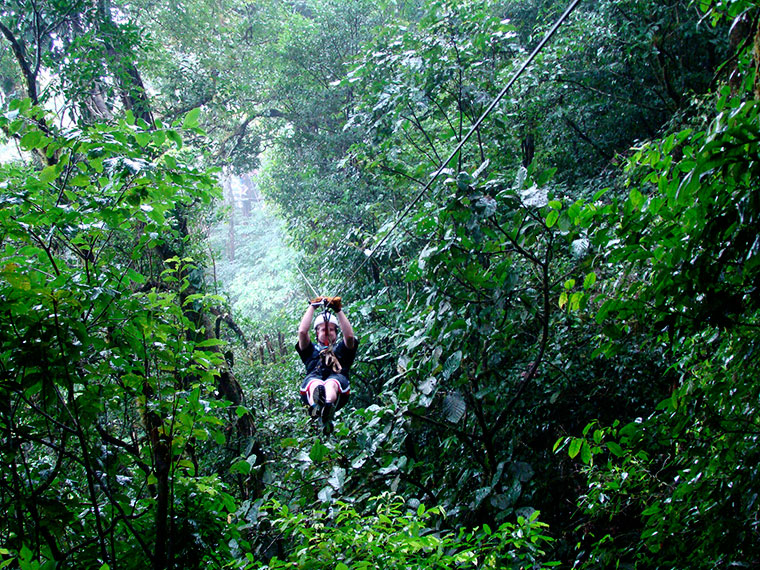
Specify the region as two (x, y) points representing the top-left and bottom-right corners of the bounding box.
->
(326, 296), (342, 313)
(310, 296), (326, 307)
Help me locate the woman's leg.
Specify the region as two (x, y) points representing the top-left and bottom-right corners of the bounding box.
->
(324, 374), (350, 409)
(302, 376), (324, 406)
(324, 377), (340, 403)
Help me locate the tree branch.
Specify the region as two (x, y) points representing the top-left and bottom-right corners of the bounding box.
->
(404, 409), (488, 472)
(210, 307), (250, 349)
(215, 109), (285, 160)
(492, 239), (553, 433)
(564, 116), (614, 161)
(0, 21), (38, 103)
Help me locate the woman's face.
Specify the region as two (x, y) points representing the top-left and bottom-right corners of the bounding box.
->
(316, 322), (338, 345)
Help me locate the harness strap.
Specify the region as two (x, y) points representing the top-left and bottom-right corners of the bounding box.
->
(320, 345), (343, 374)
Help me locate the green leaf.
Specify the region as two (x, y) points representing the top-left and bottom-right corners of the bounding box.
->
(213, 430), (226, 445)
(629, 188), (645, 210)
(398, 381), (414, 402)
(442, 350), (462, 380)
(192, 428), (209, 441)
(606, 442), (624, 457)
(537, 167), (557, 186)
(195, 338), (223, 348)
(126, 268), (146, 284)
(546, 210), (559, 228)
(39, 165), (58, 183)
(70, 173), (90, 187)
(20, 131), (42, 149)
(135, 131), (151, 147)
(595, 185), (610, 201)
(183, 107), (202, 128)
(568, 438), (582, 458)
(166, 130), (183, 148)
(309, 442), (329, 462)
(641, 501), (661, 516)
(580, 440), (593, 465)
(231, 459), (252, 475)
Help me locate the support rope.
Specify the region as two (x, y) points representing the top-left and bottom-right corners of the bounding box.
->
(295, 262), (321, 300)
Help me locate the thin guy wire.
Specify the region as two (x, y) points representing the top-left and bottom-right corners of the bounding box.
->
(335, 0), (582, 296)
(295, 262), (321, 299)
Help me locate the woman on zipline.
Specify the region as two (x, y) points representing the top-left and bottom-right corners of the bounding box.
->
(296, 297), (358, 435)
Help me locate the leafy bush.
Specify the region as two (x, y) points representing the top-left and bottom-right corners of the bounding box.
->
(246, 493), (557, 569)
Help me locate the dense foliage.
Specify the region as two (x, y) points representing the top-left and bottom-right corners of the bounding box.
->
(0, 104), (243, 568)
(1, 0), (759, 568)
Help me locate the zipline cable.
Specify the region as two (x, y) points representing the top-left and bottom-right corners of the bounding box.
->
(335, 0), (582, 296)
